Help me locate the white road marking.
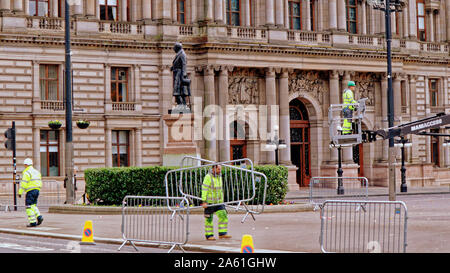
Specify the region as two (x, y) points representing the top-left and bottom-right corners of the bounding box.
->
(0, 242), (54, 252)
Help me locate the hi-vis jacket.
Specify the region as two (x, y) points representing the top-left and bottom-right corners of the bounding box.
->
(343, 88), (357, 110)
(201, 173), (223, 204)
(19, 166), (42, 195)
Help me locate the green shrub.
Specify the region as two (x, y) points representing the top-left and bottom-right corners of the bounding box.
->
(84, 165), (288, 206)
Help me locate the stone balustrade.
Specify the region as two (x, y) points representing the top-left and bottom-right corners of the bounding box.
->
(8, 15), (448, 56)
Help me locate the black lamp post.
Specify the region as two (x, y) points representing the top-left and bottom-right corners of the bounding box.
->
(367, 0), (405, 201)
(394, 137), (411, 193)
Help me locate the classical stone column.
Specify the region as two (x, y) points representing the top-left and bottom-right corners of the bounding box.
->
(105, 128), (112, 167)
(266, 0), (275, 26)
(328, 0), (338, 30)
(218, 67), (230, 162)
(447, 0), (450, 41)
(0, 0), (11, 12)
(329, 70), (340, 162)
(191, 0), (197, 23)
(244, 0), (251, 26)
(428, 9), (435, 42)
(105, 64), (112, 102)
(409, 0), (417, 38)
(13, 0), (23, 12)
(215, 0), (224, 24)
(265, 68), (276, 164)
(159, 65), (172, 116)
(408, 74), (420, 163)
(393, 74), (402, 125)
(360, 0), (367, 35)
(33, 127), (41, 172)
(205, 0), (213, 22)
(337, 0), (346, 31)
(279, 70), (291, 165)
(275, 0), (284, 27)
(142, 0), (152, 20)
(74, 0), (83, 16)
(135, 128), (142, 166)
(121, 0), (127, 21)
(380, 74), (388, 162)
(86, 0), (96, 18)
(402, 5), (409, 38)
(304, 0), (311, 31)
(204, 66), (217, 161)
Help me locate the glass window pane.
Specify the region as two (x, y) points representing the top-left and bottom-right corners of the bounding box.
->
(40, 131), (47, 144)
(292, 3), (300, 16)
(112, 154), (118, 167)
(48, 81), (58, 100)
(293, 18), (301, 30)
(118, 83), (126, 101)
(49, 152), (59, 176)
(110, 7), (117, 20)
(118, 69), (127, 81)
(418, 17), (425, 30)
(100, 6), (106, 20)
(232, 13), (240, 26)
(119, 131), (128, 144)
(99, 0), (105, 5)
(349, 8), (356, 20)
(38, 1), (48, 16)
(112, 131), (118, 144)
(119, 145), (127, 154)
(179, 0), (185, 11)
(120, 154), (128, 167)
(417, 3), (424, 16)
(48, 65), (57, 79)
(111, 83), (117, 101)
(109, 0), (117, 5)
(231, 0), (240, 11)
(40, 152), (48, 176)
(30, 1), (36, 16)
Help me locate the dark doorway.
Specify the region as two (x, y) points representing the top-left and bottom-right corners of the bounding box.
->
(290, 99), (311, 187)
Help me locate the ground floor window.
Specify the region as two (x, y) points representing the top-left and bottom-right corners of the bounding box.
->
(112, 130), (130, 167)
(40, 130), (60, 176)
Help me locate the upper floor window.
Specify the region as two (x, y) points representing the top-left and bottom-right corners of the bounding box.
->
(177, 0), (187, 24)
(288, 1), (301, 30)
(346, 0), (357, 34)
(226, 0), (241, 26)
(30, 0), (50, 17)
(429, 79), (439, 107)
(100, 0), (118, 21)
(111, 67), (129, 102)
(40, 64), (60, 101)
(417, 0), (426, 41)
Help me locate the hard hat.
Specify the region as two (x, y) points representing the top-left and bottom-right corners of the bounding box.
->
(348, 81), (356, 87)
(24, 158), (33, 165)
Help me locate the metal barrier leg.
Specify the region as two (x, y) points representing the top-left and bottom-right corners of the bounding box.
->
(118, 240), (139, 252)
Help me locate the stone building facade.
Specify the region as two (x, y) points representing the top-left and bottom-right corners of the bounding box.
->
(0, 0), (448, 191)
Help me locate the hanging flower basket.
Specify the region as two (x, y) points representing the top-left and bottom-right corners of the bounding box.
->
(76, 120), (90, 129)
(48, 120), (62, 130)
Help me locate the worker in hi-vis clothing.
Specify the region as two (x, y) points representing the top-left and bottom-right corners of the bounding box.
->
(201, 164), (232, 241)
(342, 81), (358, 135)
(18, 158), (43, 227)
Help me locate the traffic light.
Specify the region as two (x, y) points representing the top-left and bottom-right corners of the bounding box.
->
(4, 127), (15, 151)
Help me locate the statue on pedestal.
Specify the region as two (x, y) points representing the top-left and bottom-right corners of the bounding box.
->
(170, 42), (191, 114)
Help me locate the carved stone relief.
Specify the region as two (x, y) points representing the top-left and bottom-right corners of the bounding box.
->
(288, 71), (327, 104)
(228, 69), (260, 105)
(354, 72), (378, 106)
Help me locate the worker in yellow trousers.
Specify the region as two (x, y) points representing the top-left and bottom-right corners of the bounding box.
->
(18, 158), (43, 227)
(342, 81), (358, 134)
(201, 164), (232, 241)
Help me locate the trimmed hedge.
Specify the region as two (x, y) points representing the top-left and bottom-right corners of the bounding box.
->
(84, 165), (288, 206)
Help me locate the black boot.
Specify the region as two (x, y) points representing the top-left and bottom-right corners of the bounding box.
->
(37, 216), (44, 226)
(26, 222), (37, 228)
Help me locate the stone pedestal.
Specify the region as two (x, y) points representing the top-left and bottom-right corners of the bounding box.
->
(286, 165), (299, 191)
(162, 113), (200, 166)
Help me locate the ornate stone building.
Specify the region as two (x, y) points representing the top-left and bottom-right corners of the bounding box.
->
(0, 0), (448, 191)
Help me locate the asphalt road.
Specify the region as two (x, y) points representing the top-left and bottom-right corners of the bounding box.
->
(0, 233), (188, 253)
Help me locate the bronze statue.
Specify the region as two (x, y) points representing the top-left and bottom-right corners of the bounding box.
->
(170, 42), (191, 113)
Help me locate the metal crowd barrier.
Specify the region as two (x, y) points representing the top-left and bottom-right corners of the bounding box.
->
(309, 177), (369, 210)
(118, 195), (190, 253)
(0, 180), (64, 211)
(167, 156), (268, 223)
(320, 200), (408, 253)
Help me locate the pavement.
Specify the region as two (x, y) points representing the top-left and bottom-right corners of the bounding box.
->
(0, 186), (449, 253)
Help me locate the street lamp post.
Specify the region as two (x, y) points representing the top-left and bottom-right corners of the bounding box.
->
(394, 137), (412, 193)
(266, 126), (287, 165)
(367, 0), (405, 201)
(65, 0), (75, 204)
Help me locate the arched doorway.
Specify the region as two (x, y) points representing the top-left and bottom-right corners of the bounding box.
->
(230, 120), (247, 160)
(290, 99), (311, 187)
